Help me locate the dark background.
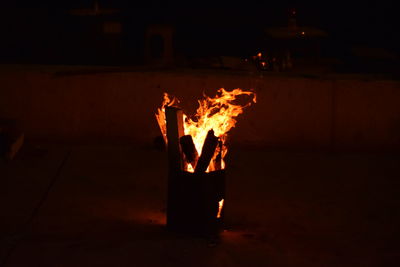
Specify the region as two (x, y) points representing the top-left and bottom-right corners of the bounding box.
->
(0, 0), (398, 67)
(1, 2), (400, 266)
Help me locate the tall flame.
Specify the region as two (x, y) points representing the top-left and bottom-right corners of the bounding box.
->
(156, 88), (256, 172)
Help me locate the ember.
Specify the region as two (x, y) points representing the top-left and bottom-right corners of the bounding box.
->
(156, 88), (256, 236)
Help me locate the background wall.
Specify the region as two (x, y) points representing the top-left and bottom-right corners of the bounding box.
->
(1, 68), (399, 151)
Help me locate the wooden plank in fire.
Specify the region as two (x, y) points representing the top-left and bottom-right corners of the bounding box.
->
(180, 135), (199, 169)
(165, 106), (184, 171)
(195, 129), (219, 173)
(213, 140), (223, 171)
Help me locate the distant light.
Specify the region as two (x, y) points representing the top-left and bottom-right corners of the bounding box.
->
(301, 31), (305, 35)
(257, 52), (262, 58)
(261, 61), (266, 67)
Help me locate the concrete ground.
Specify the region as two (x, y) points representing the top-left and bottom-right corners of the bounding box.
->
(1, 143), (399, 266)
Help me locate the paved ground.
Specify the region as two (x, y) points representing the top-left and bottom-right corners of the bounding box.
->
(1, 143), (399, 266)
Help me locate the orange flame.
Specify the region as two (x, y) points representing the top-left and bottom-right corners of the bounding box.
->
(217, 199), (224, 218)
(155, 93), (179, 145)
(156, 88), (256, 172)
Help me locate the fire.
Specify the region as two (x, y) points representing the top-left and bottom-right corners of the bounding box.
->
(156, 88), (256, 172)
(217, 199), (224, 219)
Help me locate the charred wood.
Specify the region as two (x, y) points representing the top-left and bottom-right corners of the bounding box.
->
(180, 135), (199, 169)
(195, 129), (219, 173)
(213, 140), (223, 171)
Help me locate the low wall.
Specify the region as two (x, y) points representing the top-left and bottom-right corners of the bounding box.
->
(1, 67), (399, 151)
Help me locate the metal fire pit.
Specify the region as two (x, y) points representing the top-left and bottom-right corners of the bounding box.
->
(167, 170), (225, 236)
(157, 90), (255, 238)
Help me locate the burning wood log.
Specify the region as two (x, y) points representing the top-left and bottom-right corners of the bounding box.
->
(195, 129), (219, 173)
(165, 107), (184, 171)
(179, 135), (199, 169)
(213, 140), (223, 171)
